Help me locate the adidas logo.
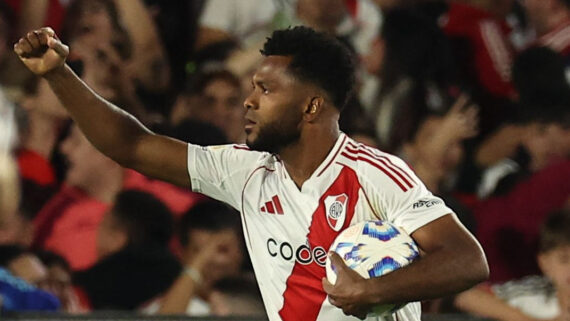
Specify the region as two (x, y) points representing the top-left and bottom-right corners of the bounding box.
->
(260, 195), (284, 215)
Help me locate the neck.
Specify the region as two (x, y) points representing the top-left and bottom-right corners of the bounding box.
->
(278, 124), (340, 188)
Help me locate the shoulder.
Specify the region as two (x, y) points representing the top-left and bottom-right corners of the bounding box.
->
(337, 139), (418, 193)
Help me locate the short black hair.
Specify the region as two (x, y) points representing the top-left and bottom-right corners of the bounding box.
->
(0, 245), (26, 267)
(35, 250), (71, 272)
(261, 26), (356, 110)
(170, 119), (228, 146)
(540, 209), (570, 253)
(112, 190), (174, 248)
(184, 67), (241, 97)
(380, 8), (454, 90)
(178, 201), (240, 247)
(513, 46), (570, 116)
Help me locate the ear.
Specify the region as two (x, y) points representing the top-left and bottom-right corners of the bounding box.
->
(303, 97), (325, 122)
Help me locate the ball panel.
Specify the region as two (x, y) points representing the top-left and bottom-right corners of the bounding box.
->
(325, 220), (419, 317)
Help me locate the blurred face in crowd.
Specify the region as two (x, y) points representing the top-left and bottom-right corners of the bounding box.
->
(8, 253), (48, 286)
(200, 78), (244, 140)
(60, 125), (117, 191)
(96, 210), (127, 259)
(522, 122), (570, 171)
(538, 245), (570, 294)
(20, 79), (68, 118)
(244, 56), (312, 153)
(38, 262), (73, 304)
(70, 0), (114, 48)
(411, 116), (464, 173)
(186, 229), (243, 285)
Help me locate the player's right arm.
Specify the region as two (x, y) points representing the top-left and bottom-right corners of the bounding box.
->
(13, 28), (190, 187)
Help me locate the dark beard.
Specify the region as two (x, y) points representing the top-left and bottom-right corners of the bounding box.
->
(246, 121), (301, 154)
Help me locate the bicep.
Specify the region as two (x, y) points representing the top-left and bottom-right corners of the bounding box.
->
(411, 214), (482, 256)
(131, 133), (190, 188)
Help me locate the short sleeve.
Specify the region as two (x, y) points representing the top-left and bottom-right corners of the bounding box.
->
(187, 144), (265, 209)
(360, 153), (452, 234)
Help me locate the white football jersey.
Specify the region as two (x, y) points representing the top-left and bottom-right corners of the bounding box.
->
(187, 133), (453, 321)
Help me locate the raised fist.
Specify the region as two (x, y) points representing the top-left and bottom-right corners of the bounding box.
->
(13, 27), (69, 76)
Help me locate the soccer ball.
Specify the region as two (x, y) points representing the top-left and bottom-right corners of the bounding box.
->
(326, 220), (419, 317)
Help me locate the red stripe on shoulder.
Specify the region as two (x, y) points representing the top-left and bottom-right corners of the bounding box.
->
(348, 141), (417, 185)
(346, 146), (415, 189)
(233, 145), (250, 150)
(341, 151), (408, 192)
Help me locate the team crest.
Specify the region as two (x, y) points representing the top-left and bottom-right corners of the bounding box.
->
(324, 194), (348, 231)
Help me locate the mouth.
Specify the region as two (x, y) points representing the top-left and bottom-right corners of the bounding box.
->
(244, 119), (256, 133)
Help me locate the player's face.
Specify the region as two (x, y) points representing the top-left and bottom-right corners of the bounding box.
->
(243, 56), (310, 153)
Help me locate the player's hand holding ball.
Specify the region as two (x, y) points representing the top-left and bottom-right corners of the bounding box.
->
(323, 220), (420, 319)
(13, 27), (69, 76)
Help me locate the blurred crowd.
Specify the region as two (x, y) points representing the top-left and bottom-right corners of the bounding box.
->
(0, 0), (569, 320)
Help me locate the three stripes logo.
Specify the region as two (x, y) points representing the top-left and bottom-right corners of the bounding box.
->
(260, 195), (284, 215)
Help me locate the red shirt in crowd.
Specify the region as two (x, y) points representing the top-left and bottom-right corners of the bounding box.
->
(442, 2), (516, 98)
(474, 160), (570, 283)
(33, 170), (204, 271)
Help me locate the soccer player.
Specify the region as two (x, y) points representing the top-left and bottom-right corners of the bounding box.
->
(14, 26), (488, 321)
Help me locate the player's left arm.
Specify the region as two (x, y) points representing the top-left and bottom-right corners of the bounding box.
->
(323, 213), (489, 319)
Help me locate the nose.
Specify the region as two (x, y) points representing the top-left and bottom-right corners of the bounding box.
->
(243, 90), (258, 110)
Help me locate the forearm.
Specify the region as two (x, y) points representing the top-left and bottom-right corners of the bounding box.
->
(158, 270), (198, 314)
(44, 64), (152, 166)
(454, 287), (537, 321)
(364, 241), (488, 305)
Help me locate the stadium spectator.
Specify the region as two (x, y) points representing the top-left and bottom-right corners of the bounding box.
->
(73, 190), (181, 310)
(441, 0), (519, 138)
(522, 0), (570, 66)
(455, 209), (570, 320)
(442, 0), (516, 99)
(0, 267), (60, 312)
(401, 95), (479, 232)
(364, 8), (456, 152)
(477, 46), (570, 199)
(209, 273), (266, 317)
(35, 250), (85, 313)
(158, 201), (244, 315)
(169, 67), (245, 143)
(0, 245), (47, 287)
(16, 77), (68, 218)
(61, 0), (169, 94)
(32, 124), (199, 270)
